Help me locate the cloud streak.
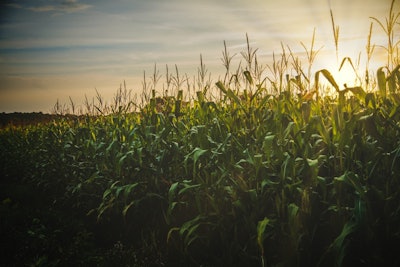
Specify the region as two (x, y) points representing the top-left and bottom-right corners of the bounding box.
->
(8, 0), (92, 13)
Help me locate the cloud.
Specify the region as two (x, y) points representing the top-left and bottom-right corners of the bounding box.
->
(8, 0), (92, 13)
(59, 0), (92, 12)
(28, 5), (57, 12)
(5, 3), (23, 9)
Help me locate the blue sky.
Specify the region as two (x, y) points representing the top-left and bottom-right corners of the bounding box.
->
(0, 0), (395, 112)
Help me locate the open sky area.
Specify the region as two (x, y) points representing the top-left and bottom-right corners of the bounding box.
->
(0, 0), (397, 113)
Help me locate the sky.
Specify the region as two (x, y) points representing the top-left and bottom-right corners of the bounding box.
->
(0, 0), (397, 113)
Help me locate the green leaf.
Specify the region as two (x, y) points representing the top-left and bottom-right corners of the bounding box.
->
(167, 227), (180, 244)
(315, 69), (339, 92)
(389, 105), (400, 118)
(262, 134), (275, 157)
(215, 81), (227, 94)
(106, 139), (118, 153)
(354, 198), (366, 225)
(122, 183), (139, 199)
(307, 158), (318, 168)
(168, 182), (179, 202)
(178, 183), (201, 195)
(332, 221), (357, 266)
(343, 86), (366, 100)
(346, 173), (366, 198)
(102, 188), (112, 199)
(243, 70), (254, 85)
(257, 217), (270, 252)
(179, 215), (204, 249)
(122, 201), (135, 217)
(283, 121), (295, 140)
(192, 147), (207, 163)
(377, 67), (386, 97)
(365, 93), (376, 108)
(334, 172), (365, 198)
(216, 81), (244, 108)
(334, 173), (346, 182)
(288, 203), (299, 221)
(387, 65), (400, 94)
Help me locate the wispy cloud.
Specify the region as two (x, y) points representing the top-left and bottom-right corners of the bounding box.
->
(59, 0), (91, 12)
(8, 0), (92, 13)
(28, 5), (57, 12)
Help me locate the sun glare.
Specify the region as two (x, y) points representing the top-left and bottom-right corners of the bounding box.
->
(315, 63), (362, 98)
(333, 62), (360, 89)
(314, 47), (364, 97)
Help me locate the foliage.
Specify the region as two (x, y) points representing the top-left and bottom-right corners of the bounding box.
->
(1, 2), (400, 266)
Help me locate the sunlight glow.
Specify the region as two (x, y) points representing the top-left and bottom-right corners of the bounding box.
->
(333, 61), (361, 89)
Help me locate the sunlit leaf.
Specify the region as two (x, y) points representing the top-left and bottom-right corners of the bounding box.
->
(315, 69), (339, 92)
(377, 67), (387, 97)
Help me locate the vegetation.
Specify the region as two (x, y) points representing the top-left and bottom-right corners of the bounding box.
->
(1, 1), (400, 266)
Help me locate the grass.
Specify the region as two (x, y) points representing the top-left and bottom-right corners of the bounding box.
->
(1, 1), (400, 266)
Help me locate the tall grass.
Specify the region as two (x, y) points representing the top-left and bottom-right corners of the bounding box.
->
(1, 1), (400, 266)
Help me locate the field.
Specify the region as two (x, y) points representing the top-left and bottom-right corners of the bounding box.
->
(1, 3), (400, 266)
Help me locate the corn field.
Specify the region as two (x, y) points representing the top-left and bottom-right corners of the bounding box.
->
(1, 2), (400, 266)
